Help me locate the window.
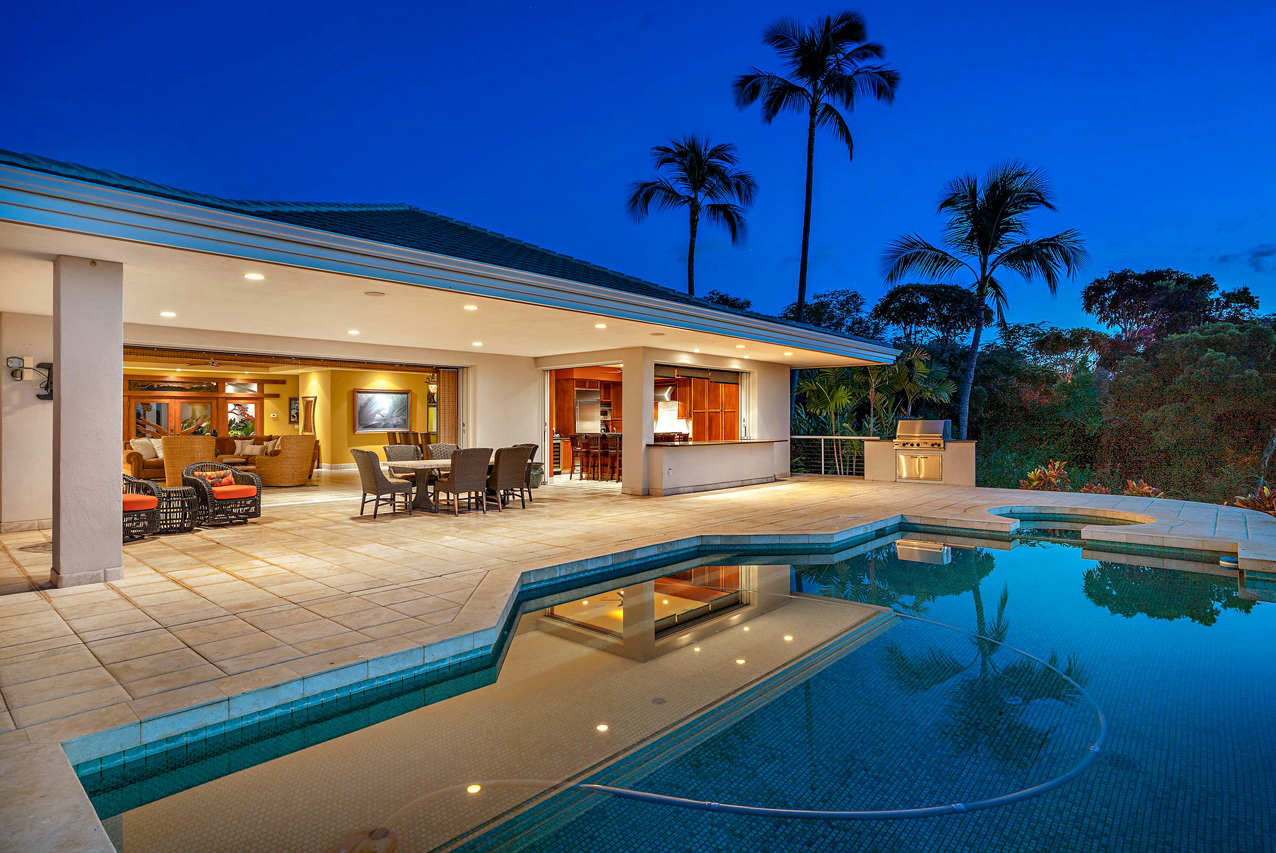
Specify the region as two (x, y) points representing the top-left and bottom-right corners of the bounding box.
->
(225, 382), (259, 394)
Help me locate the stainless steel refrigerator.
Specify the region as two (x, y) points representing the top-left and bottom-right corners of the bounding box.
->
(574, 389), (601, 434)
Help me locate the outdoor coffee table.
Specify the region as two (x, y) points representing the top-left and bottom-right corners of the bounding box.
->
(156, 485), (198, 533)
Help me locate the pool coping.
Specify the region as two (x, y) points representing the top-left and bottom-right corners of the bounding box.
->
(4, 487), (1275, 852)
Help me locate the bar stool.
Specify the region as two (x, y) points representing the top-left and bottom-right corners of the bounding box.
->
(604, 433), (622, 481)
(569, 435), (585, 479)
(585, 435), (603, 480)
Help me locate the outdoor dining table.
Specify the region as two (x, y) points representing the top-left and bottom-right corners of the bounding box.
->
(386, 458), (451, 513)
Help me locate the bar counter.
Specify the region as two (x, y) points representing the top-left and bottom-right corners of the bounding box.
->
(645, 438), (787, 496)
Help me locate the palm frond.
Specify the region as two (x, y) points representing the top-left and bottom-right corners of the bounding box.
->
(884, 643), (967, 693)
(815, 102), (854, 159)
(990, 231), (1089, 295)
(625, 178), (688, 221)
(733, 71), (810, 120)
(703, 203), (748, 244)
(881, 235), (972, 283)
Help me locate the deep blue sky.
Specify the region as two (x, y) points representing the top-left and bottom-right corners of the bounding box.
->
(4, 0), (1274, 327)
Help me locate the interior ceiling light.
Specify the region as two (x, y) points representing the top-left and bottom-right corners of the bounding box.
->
(784, 351), (793, 356)
(243, 273), (265, 281)
(744, 355), (750, 359)
(463, 305), (479, 311)
(693, 647), (701, 652)
(594, 323), (608, 329)
(736, 659), (746, 665)
(735, 344), (746, 349)
(784, 635), (794, 642)
(347, 330), (360, 335)
(159, 311), (177, 318)
(466, 784), (482, 794)
(364, 291), (385, 297)
(742, 626), (750, 631)
(693, 348), (701, 353)
(596, 724), (609, 732)
(472, 341), (483, 347)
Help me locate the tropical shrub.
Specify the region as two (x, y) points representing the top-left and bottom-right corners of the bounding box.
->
(1079, 482), (1112, 494)
(1019, 460), (1072, 491)
(1121, 479), (1165, 498)
(1230, 486), (1276, 517)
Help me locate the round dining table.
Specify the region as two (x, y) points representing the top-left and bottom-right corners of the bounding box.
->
(385, 459), (450, 513)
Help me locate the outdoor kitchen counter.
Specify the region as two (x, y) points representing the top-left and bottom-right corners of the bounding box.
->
(862, 437), (976, 486)
(645, 439), (787, 496)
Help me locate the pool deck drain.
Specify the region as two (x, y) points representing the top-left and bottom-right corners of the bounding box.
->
(0, 475), (1273, 852)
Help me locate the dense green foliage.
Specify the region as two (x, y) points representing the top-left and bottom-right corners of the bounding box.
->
(788, 267), (1276, 506)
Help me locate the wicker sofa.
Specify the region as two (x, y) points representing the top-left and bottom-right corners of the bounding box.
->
(254, 435), (318, 486)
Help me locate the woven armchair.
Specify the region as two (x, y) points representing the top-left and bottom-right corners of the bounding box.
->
(488, 446), (534, 510)
(383, 444), (423, 484)
(254, 435), (317, 487)
(512, 443), (538, 503)
(426, 443), (460, 460)
(435, 447), (493, 515)
(162, 435), (216, 487)
(352, 449), (413, 518)
(183, 462), (262, 525)
(123, 474), (161, 541)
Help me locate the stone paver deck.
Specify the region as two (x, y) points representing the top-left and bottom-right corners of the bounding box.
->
(2, 474), (1274, 851)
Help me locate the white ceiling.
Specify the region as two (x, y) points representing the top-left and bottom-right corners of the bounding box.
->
(0, 221), (878, 368)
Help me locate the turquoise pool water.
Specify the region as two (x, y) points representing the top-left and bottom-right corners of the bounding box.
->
(465, 536), (1276, 852)
(86, 529), (1276, 851)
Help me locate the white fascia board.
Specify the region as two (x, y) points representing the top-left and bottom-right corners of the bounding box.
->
(0, 165), (899, 363)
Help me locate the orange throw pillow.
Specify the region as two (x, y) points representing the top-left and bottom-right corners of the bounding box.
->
(193, 470), (235, 487)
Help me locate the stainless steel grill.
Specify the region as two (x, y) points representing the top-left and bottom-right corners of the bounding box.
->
(893, 419), (950, 482)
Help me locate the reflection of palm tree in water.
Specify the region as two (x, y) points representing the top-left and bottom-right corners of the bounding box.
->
(802, 544), (1088, 768)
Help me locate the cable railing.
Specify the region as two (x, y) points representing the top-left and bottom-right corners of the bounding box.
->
(790, 436), (874, 477)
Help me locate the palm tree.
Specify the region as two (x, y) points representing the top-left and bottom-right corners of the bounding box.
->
(882, 162), (1087, 439)
(888, 347), (956, 418)
(733, 11), (899, 323)
(625, 135), (757, 297)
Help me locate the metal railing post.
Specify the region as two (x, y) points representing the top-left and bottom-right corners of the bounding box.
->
(820, 439), (826, 475)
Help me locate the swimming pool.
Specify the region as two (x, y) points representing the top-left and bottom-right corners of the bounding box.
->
(89, 529), (1276, 852)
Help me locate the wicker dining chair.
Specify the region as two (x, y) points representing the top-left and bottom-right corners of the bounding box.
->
(426, 443), (460, 460)
(488, 445), (534, 510)
(512, 443), (538, 503)
(351, 449), (413, 518)
(383, 444), (423, 483)
(123, 474), (161, 541)
(434, 447), (493, 515)
(161, 435), (216, 487)
(182, 462), (262, 525)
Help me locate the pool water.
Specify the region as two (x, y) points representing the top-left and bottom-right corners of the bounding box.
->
(92, 532), (1276, 852)
(468, 537), (1276, 852)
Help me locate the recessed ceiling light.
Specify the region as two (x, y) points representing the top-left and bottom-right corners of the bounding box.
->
(693, 647), (701, 652)
(466, 784), (482, 794)
(595, 724), (609, 732)
(463, 305), (479, 311)
(693, 348), (700, 353)
(243, 273), (265, 281)
(472, 341), (483, 347)
(742, 626), (750, 631)
(784, 635), (794, 642)
(174, 368), (182, 372)
(744, 355), (750, 359)
(784, 351), (793, 356)
(582, 600), (589, 605)
(160, 311), (177, 318)
(347, 330), (360, 335)
(736, 344), (745, 349)
(364, 291), (385, 297)
(594, 323), (608, 329)
(736, 659), (746, 665)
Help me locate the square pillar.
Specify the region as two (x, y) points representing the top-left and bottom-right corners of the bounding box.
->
(620, 349), (655, 495)
(52, 256), (123, 587)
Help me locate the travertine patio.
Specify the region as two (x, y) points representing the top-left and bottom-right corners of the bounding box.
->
(2, 473), (1275, 852)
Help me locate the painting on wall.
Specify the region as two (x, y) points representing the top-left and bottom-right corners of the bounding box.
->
(353, 389), (411, 433)
(288, 397), (300, 424)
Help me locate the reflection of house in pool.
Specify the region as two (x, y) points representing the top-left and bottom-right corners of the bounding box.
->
(537, 565), (792, 661)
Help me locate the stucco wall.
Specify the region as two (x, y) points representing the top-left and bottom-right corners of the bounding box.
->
(0, 312), (53, 530)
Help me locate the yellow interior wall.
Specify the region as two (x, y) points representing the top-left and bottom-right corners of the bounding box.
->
(123, 369), (299, 437)
(298, 370), (333, 464)
(327, 370), (436, 464)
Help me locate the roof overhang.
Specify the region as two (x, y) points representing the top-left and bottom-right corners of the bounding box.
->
(0, 164), (898, 366)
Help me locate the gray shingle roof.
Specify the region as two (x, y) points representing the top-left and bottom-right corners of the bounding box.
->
(0, 148), (888, 348)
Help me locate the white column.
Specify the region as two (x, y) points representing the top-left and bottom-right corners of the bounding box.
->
(52, 256), (124, 588)
(620, 348), (655, 496)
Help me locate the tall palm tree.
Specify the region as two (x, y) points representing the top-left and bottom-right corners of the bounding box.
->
(882, 162), (1087, 439)
(733, 11), (899, 323)
(625, 135), (757, 296)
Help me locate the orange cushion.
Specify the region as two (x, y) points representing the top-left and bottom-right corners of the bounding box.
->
(211, 484), (257, 500)
(123, 494), (159, 512)
(193, 470), (235, 487)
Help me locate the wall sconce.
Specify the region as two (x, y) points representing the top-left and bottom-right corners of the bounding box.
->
(6, 356), (54, 400)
